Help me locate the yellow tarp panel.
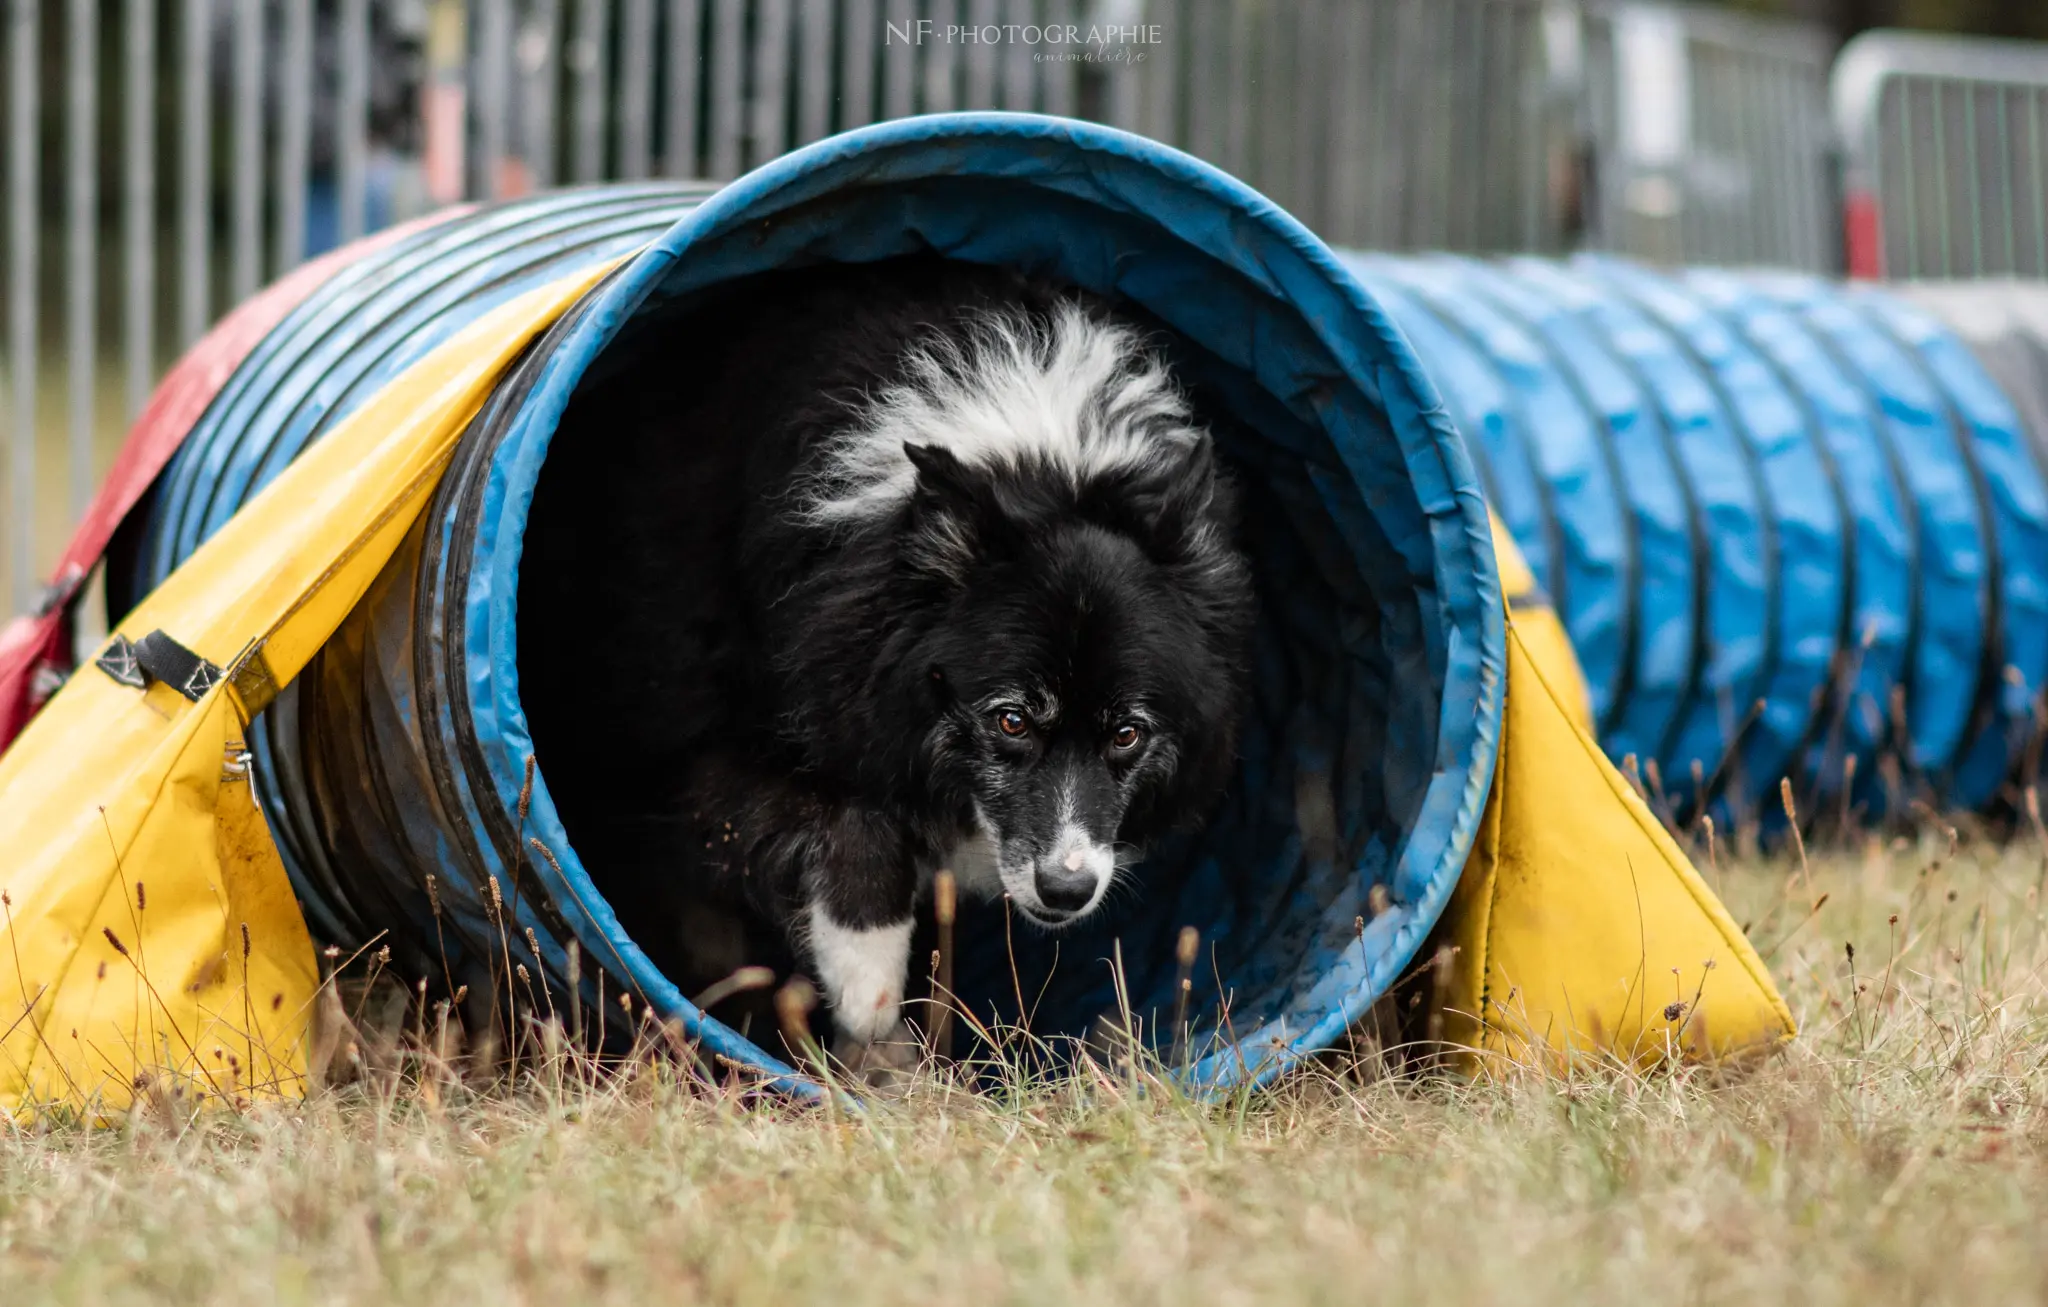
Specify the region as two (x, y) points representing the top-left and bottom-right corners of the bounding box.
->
(0, 263), (615, 1119)
(1487, 513), (1592, 733)
(1439, 523), (1796, 1069)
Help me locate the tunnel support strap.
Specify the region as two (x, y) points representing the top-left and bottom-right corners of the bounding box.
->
(95, 630), (224, 702)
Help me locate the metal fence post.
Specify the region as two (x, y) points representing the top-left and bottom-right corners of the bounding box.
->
(67, 0), (98, 522)
(616, 0), (654, 177)
(8, 0), (40, 611)
(524, 0), (563, 186)
(571, 0), (609, 182)
(179, 0), (211, 345)
(276, 0), (313, 272)
(476, 0), (515, 196)
(124, 0), (154, 421)
(337, 0), (368, 242)
(231, 0), (265, 302)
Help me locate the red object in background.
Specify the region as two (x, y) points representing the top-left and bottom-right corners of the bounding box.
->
(423, 82), (468, 206)
(0, 209), (470, 754)
(1844, 188), (1885, 280)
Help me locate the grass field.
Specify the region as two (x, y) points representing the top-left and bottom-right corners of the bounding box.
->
(5, 829), (2048, 1305)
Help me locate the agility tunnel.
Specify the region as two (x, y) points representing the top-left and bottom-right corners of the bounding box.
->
(1347, 256), (2048, 823)
(0, 113), (1830, 1114)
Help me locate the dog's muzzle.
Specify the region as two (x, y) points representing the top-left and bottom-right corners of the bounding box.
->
(1030, 828), (1116, 919)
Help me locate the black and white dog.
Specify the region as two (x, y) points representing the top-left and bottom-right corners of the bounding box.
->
(525, 258), (1255, 1073)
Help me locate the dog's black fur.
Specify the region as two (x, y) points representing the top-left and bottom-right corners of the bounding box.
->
(520, 257), (1254, 1060)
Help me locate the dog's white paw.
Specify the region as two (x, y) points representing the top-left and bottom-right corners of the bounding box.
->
(806, 903), (913, 1043)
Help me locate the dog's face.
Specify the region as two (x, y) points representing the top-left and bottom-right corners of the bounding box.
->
(904, 439), (1253, 927)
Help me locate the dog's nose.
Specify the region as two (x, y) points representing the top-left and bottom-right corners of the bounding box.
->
(1034, 863), (1097, 914)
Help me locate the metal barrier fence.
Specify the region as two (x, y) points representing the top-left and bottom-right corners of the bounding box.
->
(1115, 0), (1568, 256)
(1091, 0), (1839, 268)
(1834, 29), (2048, 280)
(1580, 2), (1837, 270)
(0, 0), (1931, 623)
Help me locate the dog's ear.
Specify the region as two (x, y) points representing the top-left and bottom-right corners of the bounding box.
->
(1102, 433), (1224, 562)
(1152, 435), (1220, 537)
(902, 442), (1011, 583)
(904, 441), (981, 507)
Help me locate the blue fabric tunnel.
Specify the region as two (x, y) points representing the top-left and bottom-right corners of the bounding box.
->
(1345, 254), (2048, 823)
(116, 116), (1505, 1092)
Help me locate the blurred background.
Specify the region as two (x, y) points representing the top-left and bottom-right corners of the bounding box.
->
(1, 0), (2046, 620)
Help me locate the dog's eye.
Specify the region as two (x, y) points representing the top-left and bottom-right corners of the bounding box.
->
(994, 708), (1030, 738)
(1111, 723), (1144, 751)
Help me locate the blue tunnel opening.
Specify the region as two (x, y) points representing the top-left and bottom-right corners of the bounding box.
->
(121, 116), (1503, 1092)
